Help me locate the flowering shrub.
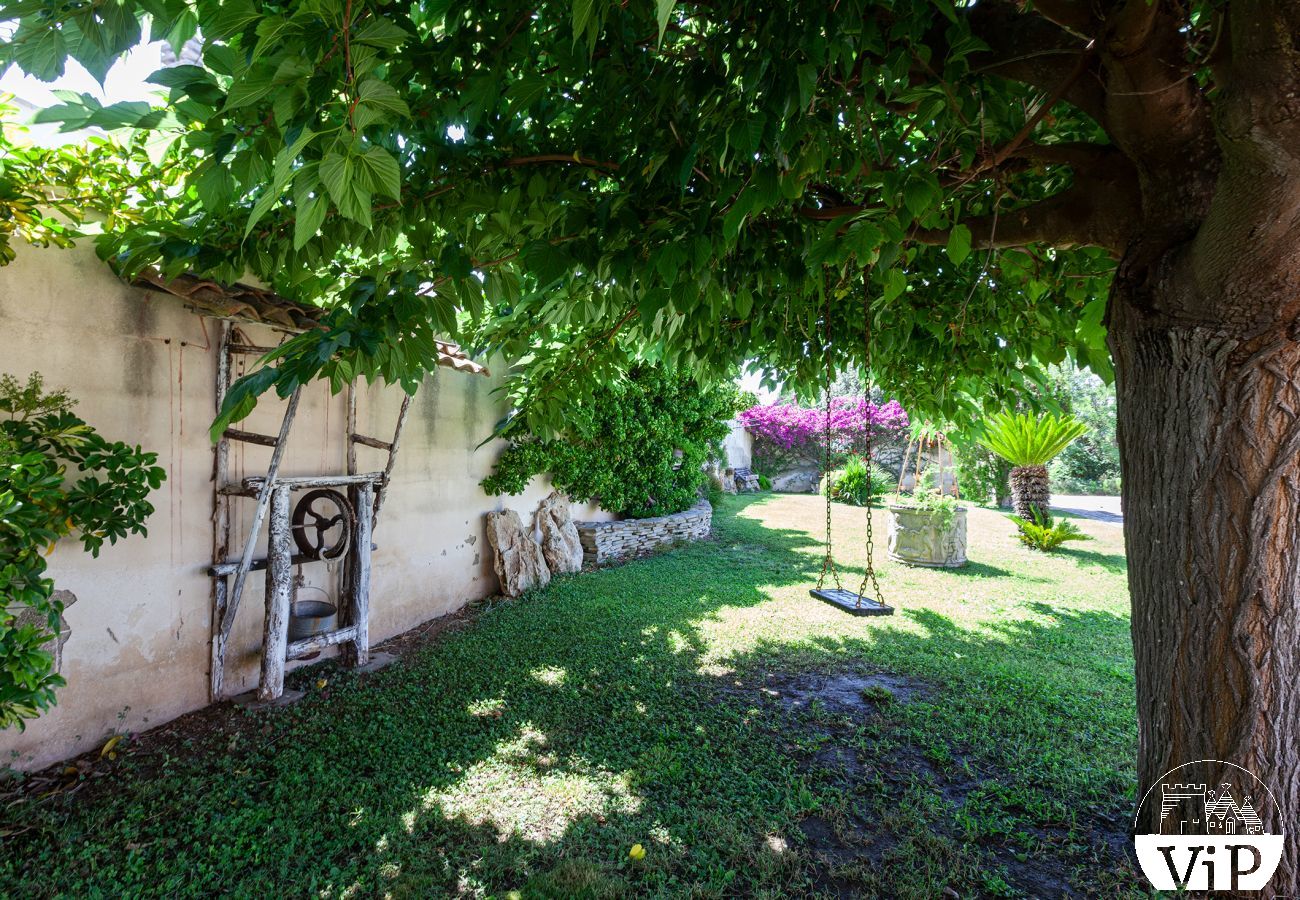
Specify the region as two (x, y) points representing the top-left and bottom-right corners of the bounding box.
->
(739, 397), (909, 472)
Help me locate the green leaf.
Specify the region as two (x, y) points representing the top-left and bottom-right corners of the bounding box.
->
(224, 66), (276, 110)
(903, 177), (937, 218)
(655, 0), (675, 45)
(572, 0), (595, 42)
(319, 148), (352, 207)
(796, 63), (818, 110)
(353, 78), (411, 128)
(883, 268), (907, 303)
(355, 146), (402, 200)
(13, 26), (68, 82)
(293, 193), (327, 250)
(195, 164), (236, 210)
(244, 129), (316, 238)
(355, 18), (409, 50)
(946, 224), (972, 266)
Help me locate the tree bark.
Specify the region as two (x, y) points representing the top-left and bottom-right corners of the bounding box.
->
(1110, 280), (1300, 897)
(1008, 464), (1050, 521)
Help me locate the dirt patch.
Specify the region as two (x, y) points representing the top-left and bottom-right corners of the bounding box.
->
(755, 671), (930, 712)
(722, 666), (1139, 899)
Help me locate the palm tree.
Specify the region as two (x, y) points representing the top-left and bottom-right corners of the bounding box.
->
(977, 412), (1087, 520)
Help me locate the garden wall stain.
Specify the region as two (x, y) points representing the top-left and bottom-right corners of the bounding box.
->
(0, 244), (613, 771)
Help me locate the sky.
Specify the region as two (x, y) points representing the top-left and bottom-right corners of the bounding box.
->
(1, 41), (164, 144)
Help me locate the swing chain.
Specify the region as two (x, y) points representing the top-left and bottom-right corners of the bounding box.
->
(858, 269), (883, 603)
(818, 277), (841, 591)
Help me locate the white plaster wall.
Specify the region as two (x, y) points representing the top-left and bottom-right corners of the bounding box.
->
(0, 244), (610, 771)
(722, 420), (753, 469)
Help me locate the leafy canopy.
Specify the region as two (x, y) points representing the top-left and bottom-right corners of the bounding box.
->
(0, 0), (1135, 430)
(977, 411), (1087, 468)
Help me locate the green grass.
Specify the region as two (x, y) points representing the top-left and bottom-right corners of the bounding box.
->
(1, 495), (1143, 898)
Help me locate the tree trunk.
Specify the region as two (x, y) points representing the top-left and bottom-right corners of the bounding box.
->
(1008, 464), (1049, 520)
(1110, 281), (1300, 896)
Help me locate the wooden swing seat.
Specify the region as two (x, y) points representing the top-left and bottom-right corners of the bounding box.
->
(809, 587), (894, 616)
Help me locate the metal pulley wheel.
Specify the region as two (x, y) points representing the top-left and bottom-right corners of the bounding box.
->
(291, 489), (354, 560)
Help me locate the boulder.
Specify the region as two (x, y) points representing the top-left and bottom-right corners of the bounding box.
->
(711, 467), (738, 494)
(535, 491), (584, 575)
(771, 468), (819, 493)
(485, 509), (551, 597)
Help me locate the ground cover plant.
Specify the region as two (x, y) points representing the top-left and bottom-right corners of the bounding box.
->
(1, 495), (1140, 897)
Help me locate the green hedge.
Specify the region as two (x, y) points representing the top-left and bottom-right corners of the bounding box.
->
(482, 366), (738, 518)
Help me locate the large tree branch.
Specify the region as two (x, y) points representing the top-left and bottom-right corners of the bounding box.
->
(1181, 0), (1300, 317)
(796, 146), (1138, 255)
(914, 178), (1139, 255)
(967, 0), (1110, 128)
(1026, 0), (1101, 38)
(1096, 0), (1216, 177)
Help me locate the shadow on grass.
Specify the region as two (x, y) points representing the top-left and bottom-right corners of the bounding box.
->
(1061, 546), (1129, 575)
(2, 494), (1141, 900)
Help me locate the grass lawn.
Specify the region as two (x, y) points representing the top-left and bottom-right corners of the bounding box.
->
(1, 494), (1144, 898)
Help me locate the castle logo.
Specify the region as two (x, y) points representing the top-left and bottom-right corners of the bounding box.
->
(1134, 759), (1285, 891)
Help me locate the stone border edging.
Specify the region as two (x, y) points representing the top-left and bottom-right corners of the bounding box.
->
(575, 500), (712, 566)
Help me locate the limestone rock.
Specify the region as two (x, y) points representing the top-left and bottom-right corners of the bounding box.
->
(485, 509), (550, 597)
(711, 468), (737, 494)
(536, 491), (584, 575)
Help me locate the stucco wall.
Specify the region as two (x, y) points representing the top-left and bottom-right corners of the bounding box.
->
(0, 244), (611, 771)
(722, 420), (753, 469)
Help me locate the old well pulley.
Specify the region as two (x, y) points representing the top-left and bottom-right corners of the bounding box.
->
(291, 489), (354, 560)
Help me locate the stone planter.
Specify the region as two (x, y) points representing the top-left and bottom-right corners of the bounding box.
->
(886, 505), (967, 568)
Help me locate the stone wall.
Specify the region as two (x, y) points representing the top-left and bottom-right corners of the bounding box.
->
(576, 500), (712, 565)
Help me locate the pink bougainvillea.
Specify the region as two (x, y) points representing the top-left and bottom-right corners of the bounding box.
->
(738, 397), (909, 451)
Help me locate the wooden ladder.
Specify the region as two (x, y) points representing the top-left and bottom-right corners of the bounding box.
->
(207, 324), (414, 701)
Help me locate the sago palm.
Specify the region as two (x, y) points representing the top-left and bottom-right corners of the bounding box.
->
(977, 412), (1087, 520)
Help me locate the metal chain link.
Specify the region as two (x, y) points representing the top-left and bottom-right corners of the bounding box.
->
(817, 276), (842, 592)
(857, 268), (883, 605)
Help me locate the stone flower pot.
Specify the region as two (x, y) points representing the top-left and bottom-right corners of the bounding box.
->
(886, 505), (968, 568)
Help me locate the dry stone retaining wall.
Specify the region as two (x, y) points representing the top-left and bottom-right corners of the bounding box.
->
(575, 500), (712, 566)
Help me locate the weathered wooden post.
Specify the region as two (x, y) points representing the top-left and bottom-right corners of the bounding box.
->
(343, 482), (373, 668)
(258, 485), (293, 701)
